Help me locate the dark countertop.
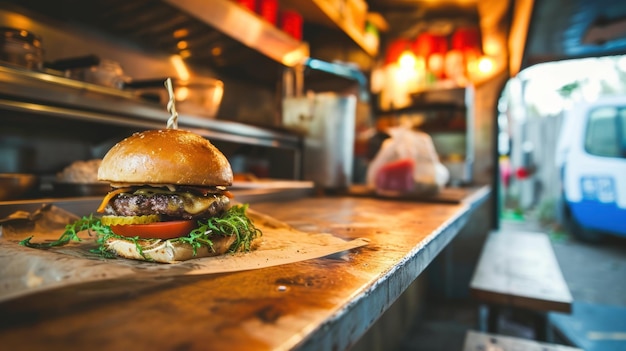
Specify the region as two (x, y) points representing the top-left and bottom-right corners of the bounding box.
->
(0, 186), (490, 351)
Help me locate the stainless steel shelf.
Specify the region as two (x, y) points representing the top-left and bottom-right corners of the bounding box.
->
(165, 0), (310, 67)
(282, 0), (377, 57)
(0, 65), (301, 150)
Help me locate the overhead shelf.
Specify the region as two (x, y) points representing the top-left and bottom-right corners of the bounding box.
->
(0, 65), (300, 150)
(3, 0), (372, 82)
(281, 0), (377, 57)
(165, 0), (377, 62)
(164, 0), (310, 67)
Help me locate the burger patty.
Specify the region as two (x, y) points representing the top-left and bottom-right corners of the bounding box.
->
(106, 192), (230, 219)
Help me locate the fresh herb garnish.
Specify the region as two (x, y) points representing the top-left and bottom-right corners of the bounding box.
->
(18, 204), (262, 260)
(176, 204), (262, 255)
(19, 214), (104, 248)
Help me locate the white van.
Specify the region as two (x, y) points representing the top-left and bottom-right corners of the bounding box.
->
(556, 96), (626, 242)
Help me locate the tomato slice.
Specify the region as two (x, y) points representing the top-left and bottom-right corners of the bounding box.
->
(109, 220), (196, 240)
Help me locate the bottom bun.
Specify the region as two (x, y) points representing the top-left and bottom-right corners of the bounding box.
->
(105, 235), (237, 263)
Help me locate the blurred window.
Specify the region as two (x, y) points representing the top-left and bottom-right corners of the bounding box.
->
(585, 106), (626, 158)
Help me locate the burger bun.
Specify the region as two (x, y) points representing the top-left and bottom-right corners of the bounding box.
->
(105, 235), (237, 263)
(98, 129), (233, 186)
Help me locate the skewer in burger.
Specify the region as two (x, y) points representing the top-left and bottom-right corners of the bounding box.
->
(91, 128), (261, 263)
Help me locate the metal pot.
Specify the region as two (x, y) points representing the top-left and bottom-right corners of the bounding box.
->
(0, 27), (44, 70)
(125, 77), (224, 118)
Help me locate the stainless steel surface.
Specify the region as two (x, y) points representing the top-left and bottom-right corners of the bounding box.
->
(304, 58), (369, 102)
(284, 93), (357, 189)
(127, 76), (224, 119)
(164, 0), (310, 67)
(0, 173), (38, 200)
(0, 63), (141, 101)
(0, 64), (301, 149)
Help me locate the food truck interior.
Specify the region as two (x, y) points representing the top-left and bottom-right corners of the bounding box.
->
(1, 0), (625, 350)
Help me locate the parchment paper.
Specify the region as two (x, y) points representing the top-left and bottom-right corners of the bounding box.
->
(0, 206), (369, 303)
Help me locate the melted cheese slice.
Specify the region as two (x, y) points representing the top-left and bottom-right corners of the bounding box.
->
(181, 192), (221, 215)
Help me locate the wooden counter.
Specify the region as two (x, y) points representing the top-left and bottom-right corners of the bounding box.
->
(0, 186), (489, 351)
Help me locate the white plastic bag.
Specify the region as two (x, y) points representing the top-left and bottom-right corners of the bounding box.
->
(366, 125), (449, 196)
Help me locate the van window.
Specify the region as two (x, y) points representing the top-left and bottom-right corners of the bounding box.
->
(584, 106), (626, 158)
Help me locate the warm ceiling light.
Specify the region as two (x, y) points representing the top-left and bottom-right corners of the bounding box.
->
(211, 46), (223, 56)
(398, 50), (417, 69)
(177, 40), (188, 50)
(283, 50), (306, 67)
(477, 56), (495, 74)
(170, 55), (190, 80)
(173, 28), (189, 39)
(175, 86), (190, 101)
(482, 37), (500, 56)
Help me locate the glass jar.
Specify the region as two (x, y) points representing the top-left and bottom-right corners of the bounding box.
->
(0, 27), (43, 70)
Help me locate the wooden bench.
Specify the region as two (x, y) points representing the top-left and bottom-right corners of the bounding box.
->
(469, 230), (573, 339)
(463, 330), (583, 351)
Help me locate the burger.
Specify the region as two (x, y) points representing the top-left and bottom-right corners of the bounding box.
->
(19, 129), (260, 262)
(91, 128), (261, 263)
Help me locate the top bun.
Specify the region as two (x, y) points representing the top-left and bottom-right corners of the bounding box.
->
(98, 129), (233, 186)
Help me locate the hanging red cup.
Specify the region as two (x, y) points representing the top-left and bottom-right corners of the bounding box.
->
(451, 26), (482, 79)
(451, 26), (481, 53)
(258, 0), (278, 25)
(411, 33), (431, 58)
(281, 10), (303, 40)
(412, 33), (448, 78)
